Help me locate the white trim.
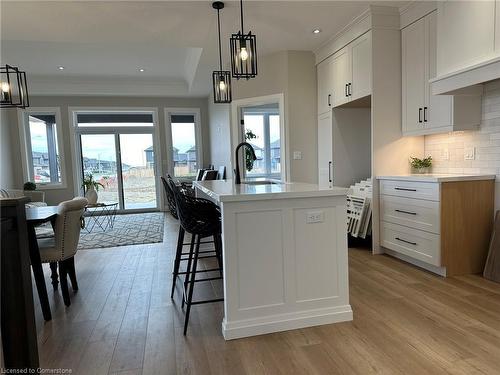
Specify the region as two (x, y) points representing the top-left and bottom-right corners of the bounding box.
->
(230, 93), (288, 182)
(164, 107), (203, 183)
(68, 106), (162, 211)
(17, 107), (67, 190)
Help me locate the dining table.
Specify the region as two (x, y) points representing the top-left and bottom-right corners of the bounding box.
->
(25, 205), (59, 321)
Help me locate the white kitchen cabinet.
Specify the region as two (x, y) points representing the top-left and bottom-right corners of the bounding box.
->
(318, 111), (333, 189)
(496, 0), (500, 52)
(328, 31), (372, 108)
(402, 11), (481, 136)
(436, 0), (496, 77)
(317, 57), (334, 115)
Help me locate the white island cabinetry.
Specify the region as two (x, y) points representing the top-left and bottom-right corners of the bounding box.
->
(194, 180), (352, 340)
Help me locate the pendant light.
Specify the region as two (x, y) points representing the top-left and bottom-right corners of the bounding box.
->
(212, 1), (232, 103)
(230, 0), (257, 79)
(0, 64), (29, 109)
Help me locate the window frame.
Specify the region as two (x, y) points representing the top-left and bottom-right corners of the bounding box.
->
(18, 107), (67, 190)
(164, 108), (203, 181)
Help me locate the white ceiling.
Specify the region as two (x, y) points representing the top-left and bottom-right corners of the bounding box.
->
(1, 0), (409, 97)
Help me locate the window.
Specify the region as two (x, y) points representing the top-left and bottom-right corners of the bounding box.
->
(166, 110), (202, 179)
(20, 109), (65, 187)
(241, 104), (281, 179)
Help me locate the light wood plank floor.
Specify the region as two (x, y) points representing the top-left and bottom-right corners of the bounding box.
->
(32, 214), (500, 375)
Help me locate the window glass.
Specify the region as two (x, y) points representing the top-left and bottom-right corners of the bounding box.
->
(170, 115), (198, 178)
(28, 114), (61, 184)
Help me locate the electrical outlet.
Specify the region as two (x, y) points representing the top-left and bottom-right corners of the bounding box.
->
(293, 151), (302, 160)
(441, 148), (449, 160)
(464, 147), (476, 160)
(306, 211), (324, 223)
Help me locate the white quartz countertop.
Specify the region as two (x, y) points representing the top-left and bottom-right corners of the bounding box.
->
(376, 174), (496, 182)
(193, 179), (348, 203)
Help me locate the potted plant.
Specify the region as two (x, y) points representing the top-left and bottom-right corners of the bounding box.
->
(82, 173), (104, 205)
(245, 129), (257, 172)
(23, 181), (37, 191)
(410, 156), (432, 174)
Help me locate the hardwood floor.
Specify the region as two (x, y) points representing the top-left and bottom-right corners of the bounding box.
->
(32, 214), (500, 374)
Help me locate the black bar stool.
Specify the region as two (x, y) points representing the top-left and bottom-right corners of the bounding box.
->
(160, 176), (219, 299)
(167, 178), (223, 335)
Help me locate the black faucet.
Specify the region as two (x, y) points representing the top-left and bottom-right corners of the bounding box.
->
(234, 142), (257, 184)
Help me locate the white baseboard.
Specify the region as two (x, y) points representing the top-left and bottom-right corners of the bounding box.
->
(221, 305), (353, 340)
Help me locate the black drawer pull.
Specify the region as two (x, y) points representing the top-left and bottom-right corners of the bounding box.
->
(395, 209), (417, 215)
(395, 237), (417, 246)
(394, 187), (417, 192)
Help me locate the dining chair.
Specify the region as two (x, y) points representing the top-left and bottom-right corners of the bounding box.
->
(37, 197), (88, 306)
(217, 166), (226, 180)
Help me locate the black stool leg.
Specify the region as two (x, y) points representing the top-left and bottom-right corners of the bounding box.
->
(182, 235), (196, 308)
(171, 226), (185, 298)
(49, 262), (59, 290)
(58, 261), (71, 307)
(214, 234), (223, 276)
(66, 257), (78, 292)
(184, 235), (201, 335)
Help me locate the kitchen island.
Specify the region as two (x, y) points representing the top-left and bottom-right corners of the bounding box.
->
(193, 179), (353, 340)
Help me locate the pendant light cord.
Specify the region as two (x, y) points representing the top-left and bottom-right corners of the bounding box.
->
(217, 8), (223, 71)
(240, 0), (244, 35)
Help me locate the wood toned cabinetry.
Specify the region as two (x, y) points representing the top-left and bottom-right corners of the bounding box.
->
(378, 176), (495, 276)
(402, 11), (481, 136)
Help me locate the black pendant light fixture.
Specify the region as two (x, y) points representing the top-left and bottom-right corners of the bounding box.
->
(230, 0), (257, 79)
(1, 64), (29, 108)
(212, 1), (232, 103)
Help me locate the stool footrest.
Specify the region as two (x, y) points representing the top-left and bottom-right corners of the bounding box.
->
(179, 255), (217, 261)
(190, 298), (224, 305)
(175, 268), (222, 276)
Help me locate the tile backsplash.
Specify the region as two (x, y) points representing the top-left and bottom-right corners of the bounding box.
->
(425, 79), (500, 178)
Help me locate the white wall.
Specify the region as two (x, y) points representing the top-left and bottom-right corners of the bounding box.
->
(425, 79), (500, 209)
(208, 92), (231, 171)
(208, 50), (318, 183)
(8, 95), (209, 205)
(0, 109), (17, 189)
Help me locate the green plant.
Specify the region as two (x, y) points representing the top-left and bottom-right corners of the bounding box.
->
(23, 181), (36, 191)
(410, 156), (432, 169)
(82, 173), (105, 192)
(245, 129), (258, 172)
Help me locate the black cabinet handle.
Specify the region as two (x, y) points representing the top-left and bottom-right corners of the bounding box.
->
(395, 209), (417, 215)
(418, 108), (422, 123)
(394, 187), (417, 192)
(345, 84), (348, 97)
(328, 161), (332, 183)
(328, 94), (331, 107)
(348, 83), (352, 96)
(424, 106), (428, 122)
(395, 237), (417, 246)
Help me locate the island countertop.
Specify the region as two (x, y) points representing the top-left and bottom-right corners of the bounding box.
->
(376, 174), (496, 183)
(193, 179), (348, 203)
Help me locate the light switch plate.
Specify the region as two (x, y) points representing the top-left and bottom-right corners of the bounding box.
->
(293, 151), (302, 160)
(464, 147), (475, 160)
(306, 211), (324, 223)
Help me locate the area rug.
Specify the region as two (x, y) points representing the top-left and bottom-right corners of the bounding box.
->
(78, 212), (164, 250)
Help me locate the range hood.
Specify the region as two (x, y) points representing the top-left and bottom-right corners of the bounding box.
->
(430, 56), (500, 96)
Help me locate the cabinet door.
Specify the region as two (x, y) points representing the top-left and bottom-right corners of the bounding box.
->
(402, 16), (426, 134)
(350, 31), (372, 101)
(317, 57), (334, 115)
(425, 11), (452, 130)
(318, 112), (333, 189)
(496, 0), (500, 52)
(331, 47), (351, 107)
(437, 0), (496, 76)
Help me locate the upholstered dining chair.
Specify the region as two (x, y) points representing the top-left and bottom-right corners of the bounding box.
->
(37, 197), (88, 306)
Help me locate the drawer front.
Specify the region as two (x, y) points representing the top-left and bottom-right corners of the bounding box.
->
(380, 180), (439, 201)
(381, 221), (441, 266)
(380, 195), (440, 234)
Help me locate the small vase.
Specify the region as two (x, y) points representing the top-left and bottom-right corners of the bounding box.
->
(413, 167), (431, 174)
(85, 187), (98, 205)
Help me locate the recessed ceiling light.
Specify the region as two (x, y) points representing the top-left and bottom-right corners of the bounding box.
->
(312, 28), (321, 34)
(139, 68), (145, 72)
(58, 66), (65, 70)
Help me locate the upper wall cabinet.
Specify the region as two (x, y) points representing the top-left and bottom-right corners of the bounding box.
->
(317, 57), (335, 115)
(436, 0), (496, 77)
(402, 11), (481, 136)
(496, 0), (500, 52)
(316, 31), (372, 113)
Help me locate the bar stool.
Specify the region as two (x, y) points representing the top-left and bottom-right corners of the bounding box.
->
(160, 176), (219, 299)
(167, 178), (223, 335)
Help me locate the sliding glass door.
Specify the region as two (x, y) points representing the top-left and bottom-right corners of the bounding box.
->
(75, 111), (159, 211)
